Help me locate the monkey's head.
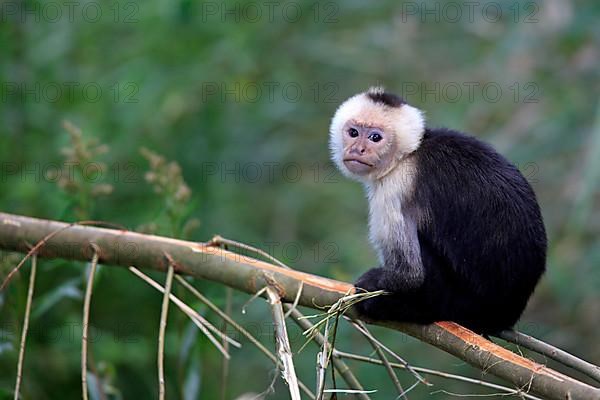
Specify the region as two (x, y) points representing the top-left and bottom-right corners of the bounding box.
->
(329, 87), (425, 182)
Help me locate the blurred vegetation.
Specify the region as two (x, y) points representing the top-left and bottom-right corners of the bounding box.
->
(1, 0), (599, 398)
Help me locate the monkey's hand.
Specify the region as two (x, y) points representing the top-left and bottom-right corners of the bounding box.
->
(353, 267), (428, 322)
(354, 267), (387, 293)
(355, 266), (422, 294)
(354, 267), (399, 320)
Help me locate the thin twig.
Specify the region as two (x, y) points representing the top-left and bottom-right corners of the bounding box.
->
(253, 367), (280, 400)
(129, 267), (237, 357)
(300, 290), (385, 346)
(429, 388), (530, 398)
(175, 276), (264, 354)
(266, 287), (301, 400)
(158, 263), (175, 400)
(174, 276), (315, 399)
(2, 226), (70, 291)
(335, 351), (543, 400)
(242, 286), (268, 314)
(284, 281), (304, 319)
(324, 389), (378, 395)
(82, 248), (100, 400)
(498, 329), (600, 384)
(349, 318), (429, 386)
(328, 308), (342, 395)
(208, 235), (291, 269)
(220, 287), (232, 400)
(13, 254), (37, 400)
(356, 321), (408, 399)
(315, 313), (330, 400)
(285, 305), (372, 400)
(315, 352), (327, 399)
(399, 381), (421, 398)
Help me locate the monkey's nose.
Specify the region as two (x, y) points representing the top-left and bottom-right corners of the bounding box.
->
(350, 146), (366, 155)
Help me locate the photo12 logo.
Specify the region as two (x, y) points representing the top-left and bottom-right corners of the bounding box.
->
(0, 162), (141, 184)
(198, 162), (340, 184)
(400, 2), (539, 24)
(1, 82), (139, 104)
(199, 1), (339, 23)
(200, 81), (339, 103)
(0, 1), (139, 23)
(400, 81), (541, 104)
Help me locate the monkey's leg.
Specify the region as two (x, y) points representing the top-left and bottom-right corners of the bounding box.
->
(353, 289), (442, 324)
(354, 267), (446, 324)
(354, 267), (502, 333)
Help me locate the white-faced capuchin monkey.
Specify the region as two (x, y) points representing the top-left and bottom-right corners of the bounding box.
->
(329, 87), (546, 334)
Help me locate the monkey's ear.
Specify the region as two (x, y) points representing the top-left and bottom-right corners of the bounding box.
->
(389, 104), (425, 156)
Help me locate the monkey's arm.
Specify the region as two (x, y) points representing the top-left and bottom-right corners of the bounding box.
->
(355, 229), (452, 294)
(353, 235), (455, 323)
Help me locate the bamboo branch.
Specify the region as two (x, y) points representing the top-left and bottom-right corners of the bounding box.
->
(266, 287), (301, 400)
(0, 212), (599, 400)
(498, 329), (600, 384)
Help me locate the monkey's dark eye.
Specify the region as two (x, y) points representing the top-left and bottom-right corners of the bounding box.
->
(348, 127), (359, 138)
(369, 132), (383, 142)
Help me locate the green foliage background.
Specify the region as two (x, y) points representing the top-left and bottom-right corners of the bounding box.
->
(1, 0), (599, 398)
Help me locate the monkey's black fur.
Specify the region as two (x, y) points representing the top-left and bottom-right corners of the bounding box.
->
(354, 128), (547, 334)
(366, 91), (406, 107)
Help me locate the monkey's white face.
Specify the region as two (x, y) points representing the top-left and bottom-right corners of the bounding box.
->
(330, 88), (426, 182)
(341, 120), (398, 177)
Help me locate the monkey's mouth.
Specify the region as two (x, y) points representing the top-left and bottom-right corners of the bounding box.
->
(343, 158), (374, 174)
(344, 158), (372, 166)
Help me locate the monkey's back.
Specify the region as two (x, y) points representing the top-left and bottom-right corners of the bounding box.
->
(411, 128), (547, 331)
